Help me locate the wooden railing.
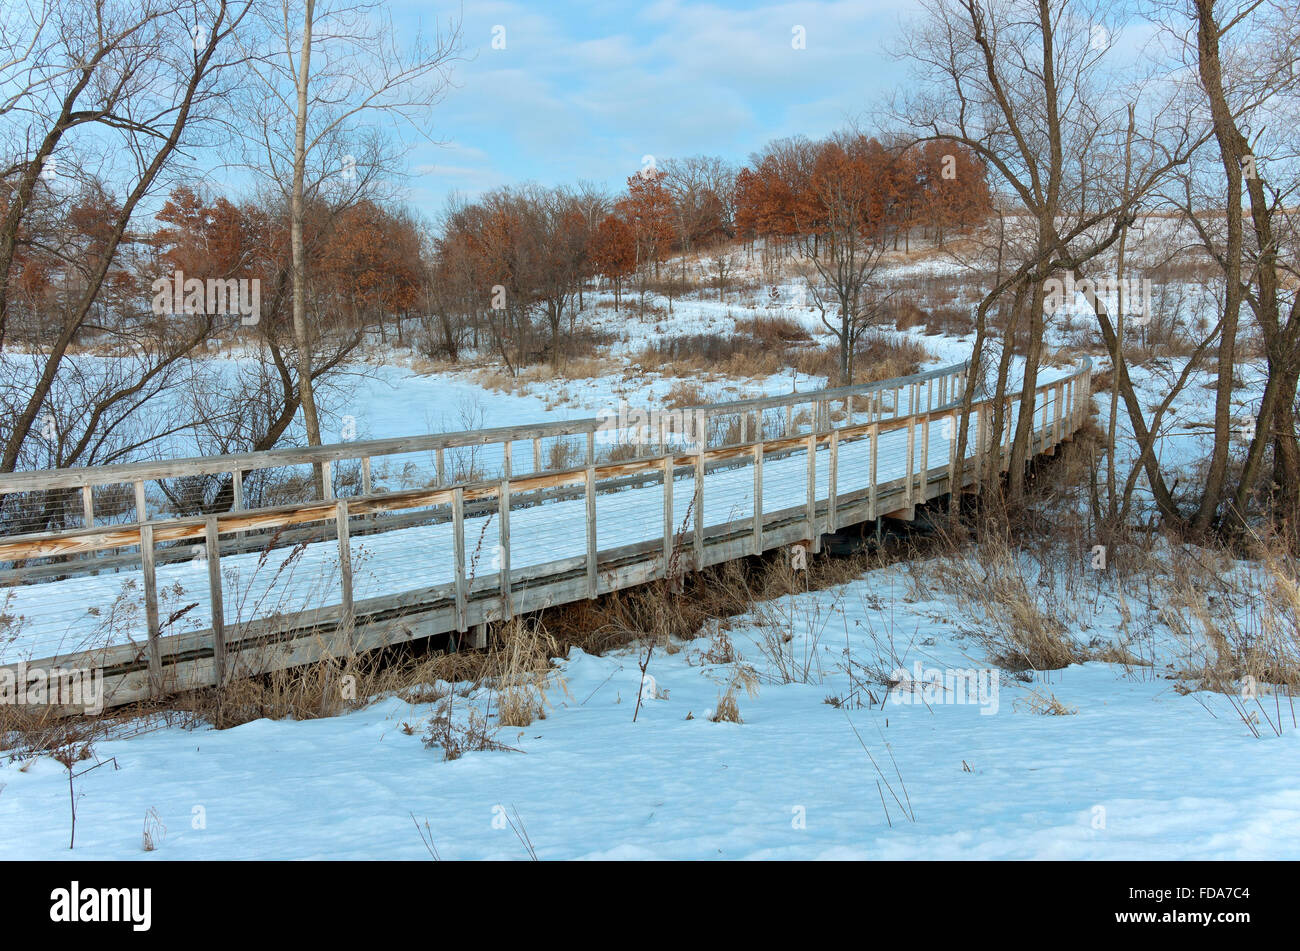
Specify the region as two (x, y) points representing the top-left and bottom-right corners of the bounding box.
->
(0, 358), (1091, 710)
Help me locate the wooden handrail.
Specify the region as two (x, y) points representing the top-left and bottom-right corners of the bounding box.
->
(0, 360), (970, 494)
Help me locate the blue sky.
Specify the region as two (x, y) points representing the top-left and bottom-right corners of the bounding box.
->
(389, 0), (922, 216)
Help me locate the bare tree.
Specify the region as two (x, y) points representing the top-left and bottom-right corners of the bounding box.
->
(1171, 0), (1300, 538)
(793, 134), (894, 384)
(237, 0), (460, 491)
(0, 0), (255, 474)
(895, 0), (1199, 504)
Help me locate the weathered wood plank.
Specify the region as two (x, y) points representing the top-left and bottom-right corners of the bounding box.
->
(693, 452), (704, 571)
(336, 500), (354, 641)
(585, 466), (597, 598)
(499, 479), (512, 619)
(140, 524), (161, 696)
(452, 487), (467, 632)
(205, 515), (226, 686)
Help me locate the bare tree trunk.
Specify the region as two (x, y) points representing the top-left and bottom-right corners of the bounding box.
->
(1107, 104), (1136, 523)
(1190, 0), (1245, 533)
(291, 0), (326, 496)
(1006, 277), (1047, 501)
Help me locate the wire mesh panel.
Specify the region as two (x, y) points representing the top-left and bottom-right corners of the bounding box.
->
(0, 486), (100, 537)
(593, 465), (653, 554)
(369, 449), (442, 493)
(538, 432), (586, 472)
(218, 516), (346, 632)
(236, 463), (321, 510)
(0, 545), (155, 665)
(348, 496), (451, 603)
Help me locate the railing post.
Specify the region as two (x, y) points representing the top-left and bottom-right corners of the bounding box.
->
(693, 450), (705, 571)
(585, 466), (597, 598)
(869, 423), (880, 520)
(752, 442), (763, 555)
(81, 485), (94, 529)
(322, 460), (334, 501)
(452, 487), (467, 633)
(140, 524), (162, 696)
(905, 411), (916, 507)
(205, 515), (226, 687)
(662, 454), (674, 577)
(499, 479), (513, 617)
(336, 500), (353, 644)
(361, 456), (372, 496)
(920, 409), (931, 503)
(134, 480), (147, 523)
(1055, 381), (1064, 444)
(1083, 365), (1093, 424)
(533, 436), (542, 474)
(1041, 388), (1049, 452)
(828, 429), (839, 531)
(231, 469), (244, 542)
(806, 432), (818, 551)
(947, 410), (958, 495)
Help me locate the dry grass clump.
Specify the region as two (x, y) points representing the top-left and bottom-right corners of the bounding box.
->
(748, 594), (833, 685)
(932, 523), (1081, 672)
(693, 621), (737, 666)
(793, 332), (931, 386)
(663, 380), (708, 409)
(1, 705), (95, 760)
(539, 551), (864, 661)
(424, 705), (513, 761)
(1151, 529), (1300, 694)
(174, 622), (489, 730)
(485, 617), (566, 727)
(888, 300), (930, 331)
(1015, 687), (1077, 716)
(709, 664), (760, 723)
(471, 354), (622, 393)
(711, 691), (742, 723)
(732, 314), (812, 346)
(636, 332), (789, 379)
(142, 807), (166, 852)
(545, 436), (582, 471)
(928, 424), (1299, 708)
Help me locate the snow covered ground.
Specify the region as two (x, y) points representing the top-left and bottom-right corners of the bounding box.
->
(3, 242), (1293, 861)
(3, 555), (1296, 860)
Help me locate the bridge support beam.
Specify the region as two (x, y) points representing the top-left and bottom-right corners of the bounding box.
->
(882, 505), (916, 523)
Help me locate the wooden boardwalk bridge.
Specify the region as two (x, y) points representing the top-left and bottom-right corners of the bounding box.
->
(0, 359), (1091, 711)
